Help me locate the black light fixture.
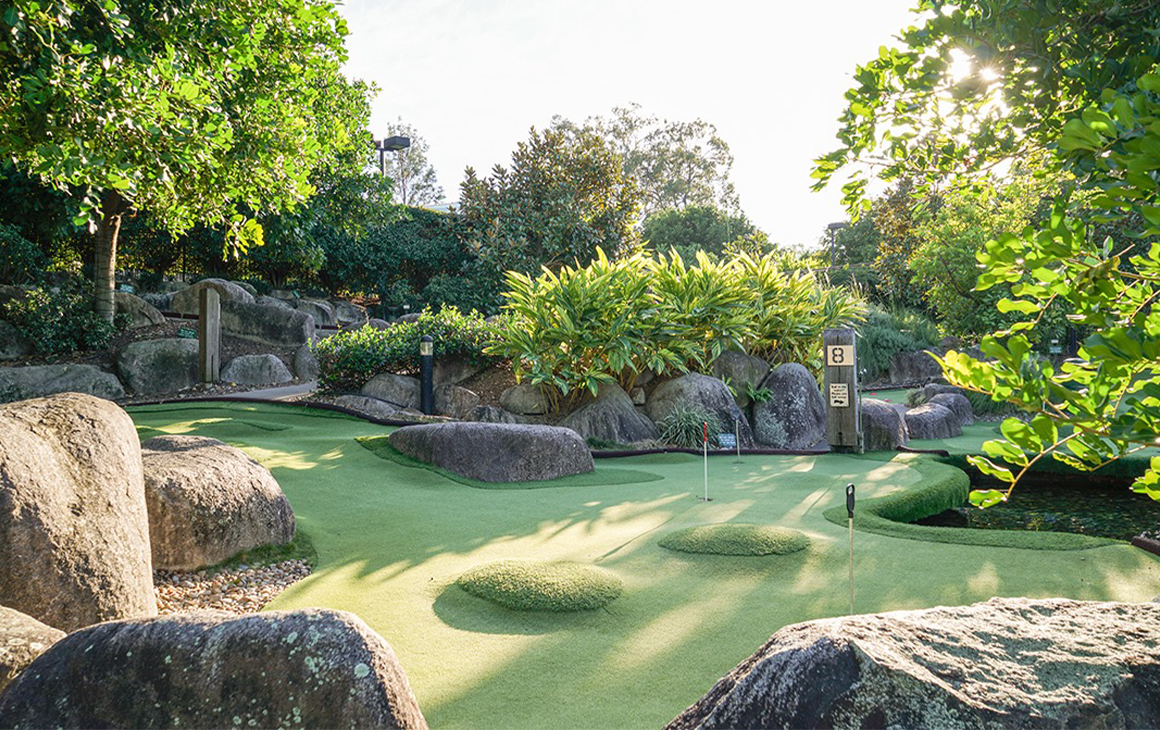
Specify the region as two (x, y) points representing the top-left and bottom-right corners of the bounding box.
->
(373, 135), (411, 174)
(827, 221), (847, 268)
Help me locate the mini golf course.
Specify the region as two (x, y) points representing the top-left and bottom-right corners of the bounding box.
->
(128, 401), (1160, 730)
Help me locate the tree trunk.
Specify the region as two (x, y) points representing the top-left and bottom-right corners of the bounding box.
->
(93, 193), (127, 323)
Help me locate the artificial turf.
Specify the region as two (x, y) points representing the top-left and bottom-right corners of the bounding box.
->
(456, 560), (623, 611)
(128, 401), (1160, 730)
(658, 523), (810, 555)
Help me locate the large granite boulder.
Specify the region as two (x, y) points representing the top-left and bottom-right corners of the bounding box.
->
(334, 395), (401, 421)
(0, 363), (124, 403)
(363, 373), (421, 409)
(667, 598), (1160, 730)
(141, 435), (295, 570)
(753, 363), (826, 449)
(434, 357), (487, 388)
(921, 382), (963, 401)
(295, 298), (337, 327)
(221, 354), (293, 386)
(139, 291), (173, 311)
(255, 294), (293, 310)
(646, 373), (754, 447)
(294, 343), (319, 380)
(0, 322), (30, 361)
(710, 350), (770, 409)
(220, 300), (315, 347)
(905, 402), (963, 440)
(929, 392), (975, 427)
(170, 278), (254, 315)
(465, 405), (526, 424)
(559, 383), (658, 444)
(0, 609), (428, 729)
(888, 348), (944, 385)
(0, 607), (64, 694)
(500, 382), (552, 415)
(229, 280), (258, 296)
(0, 394), (156, 630)
(434, 384), (481, 420)
(114, 291), (166, 329)
(331, 299), (368, 327)
(860, 398), (908, 452)
(389, 422), (594, 482)
(117, 338), (199, 395)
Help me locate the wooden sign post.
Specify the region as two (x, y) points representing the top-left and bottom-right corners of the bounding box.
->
(823, 328), (861, 453)
(198, 287), (221, 383)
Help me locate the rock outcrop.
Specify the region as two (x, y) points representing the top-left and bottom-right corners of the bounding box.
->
(904, 402), (962, 440)
(141, 435), (295, 570)
(434, 384), (481, 420)
(710, 350), (770, 409)
(114, 291), (166, 329)
(0, 394), (156, 630)
(362, 373), (421, 409)
(389, 422), (594, 482)
(559, 383), (658, 444)
(928, 392), (975, 427)
(0, 363), (124, 402)
(117, 338), (199, 395)
(0, 607), (64, 694)
(0, 322), (29, 361)
(666, 598), (1160, 730)
(646, 373), (754, 447)
(500, 382), (552, 415)
(293, 344), (320, 381)
(752, 364), (826, 449)
(334, 395), (401, 421)
(860, 398), (908, 452)
(221, 354), (293, 386)
(220, 301), (315, 347)
(0, 609), (428, 729)
(169, 278), (254, 315)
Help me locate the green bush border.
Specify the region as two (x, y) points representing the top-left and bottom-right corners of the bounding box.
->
(823, 457), (1116, 550)
(356, 435), (664, 490)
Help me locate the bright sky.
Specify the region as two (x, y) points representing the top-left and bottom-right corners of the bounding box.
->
(340, 0), (918, 249)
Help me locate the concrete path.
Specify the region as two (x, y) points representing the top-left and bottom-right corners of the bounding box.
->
(217, 381), (318, 402)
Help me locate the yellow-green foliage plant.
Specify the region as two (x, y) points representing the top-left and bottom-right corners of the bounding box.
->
(488, 248), (865, 406)
(734, 252), (866, 374)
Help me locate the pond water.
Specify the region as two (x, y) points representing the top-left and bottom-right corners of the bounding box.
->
(916, 471), (1160, 541)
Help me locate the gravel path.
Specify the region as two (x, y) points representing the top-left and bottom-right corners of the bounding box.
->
(154, 560), (312, 615)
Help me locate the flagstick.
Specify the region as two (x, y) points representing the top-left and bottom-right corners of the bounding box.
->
(702, 421), (709, 502)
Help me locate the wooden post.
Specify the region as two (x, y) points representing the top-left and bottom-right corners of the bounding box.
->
(823, 328), (862, 453)
(198, 287), (221, 383)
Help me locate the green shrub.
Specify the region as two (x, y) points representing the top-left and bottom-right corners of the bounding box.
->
(3, 285), (125, 354)
(456, 560), (623, 612)
(0, 223), (47, 285)
(658, 524), (809, 556)
(658, 405), (721, 448)
(314, 305), (499, 391)
(857, 306), (942, 380)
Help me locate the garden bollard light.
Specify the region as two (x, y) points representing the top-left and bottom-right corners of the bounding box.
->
(420, 335), (434, 415)
(846, 483), (856, 614)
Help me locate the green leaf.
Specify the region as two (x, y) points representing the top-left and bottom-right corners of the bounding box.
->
(968, 489), (1008, 509)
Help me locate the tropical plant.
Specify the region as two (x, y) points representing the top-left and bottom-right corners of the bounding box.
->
(3, 284), (127, 354)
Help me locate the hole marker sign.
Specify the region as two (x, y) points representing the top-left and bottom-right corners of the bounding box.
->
(825, 344), (855, 367)
(829, 383), (850, 408)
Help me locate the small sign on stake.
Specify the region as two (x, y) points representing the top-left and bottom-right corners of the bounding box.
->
(829, 383), (850, 408)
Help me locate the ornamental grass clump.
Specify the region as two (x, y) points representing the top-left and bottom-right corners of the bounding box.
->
(658, 405), (721, 448)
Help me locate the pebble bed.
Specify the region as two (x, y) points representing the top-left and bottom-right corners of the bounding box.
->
(154, 560), (312, 615)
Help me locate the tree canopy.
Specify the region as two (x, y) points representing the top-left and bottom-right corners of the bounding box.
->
(641, 205), (768, 261)
(817, 0), (1160, 503)
(0, 0), (373, 318)
(458, 126), (642, 282)
(554, 104), (738, 218)
(381, 118), (444, 208)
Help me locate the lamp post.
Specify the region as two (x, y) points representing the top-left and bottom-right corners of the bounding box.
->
(374, 135), (411, 175)
(827, 221), (847, 270)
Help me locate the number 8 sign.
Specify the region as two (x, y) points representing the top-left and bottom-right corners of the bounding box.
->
(826, 345), (854, 367)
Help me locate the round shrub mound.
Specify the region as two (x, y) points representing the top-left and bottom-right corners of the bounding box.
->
(659, 524), (809, 556)
(456, 560), (623, 612)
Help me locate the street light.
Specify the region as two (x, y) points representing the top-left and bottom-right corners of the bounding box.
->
(373, 135), (411, 175)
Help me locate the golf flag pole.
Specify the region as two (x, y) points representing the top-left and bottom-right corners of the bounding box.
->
(846, 483), (856, 615)
(702, 421), (709, 501)
(735, 418), (741, 462)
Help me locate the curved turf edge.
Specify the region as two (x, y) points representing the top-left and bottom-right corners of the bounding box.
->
(823, 457), (1116, 550)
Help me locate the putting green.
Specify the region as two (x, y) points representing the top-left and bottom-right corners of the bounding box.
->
(128, 402), (1160, 730)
